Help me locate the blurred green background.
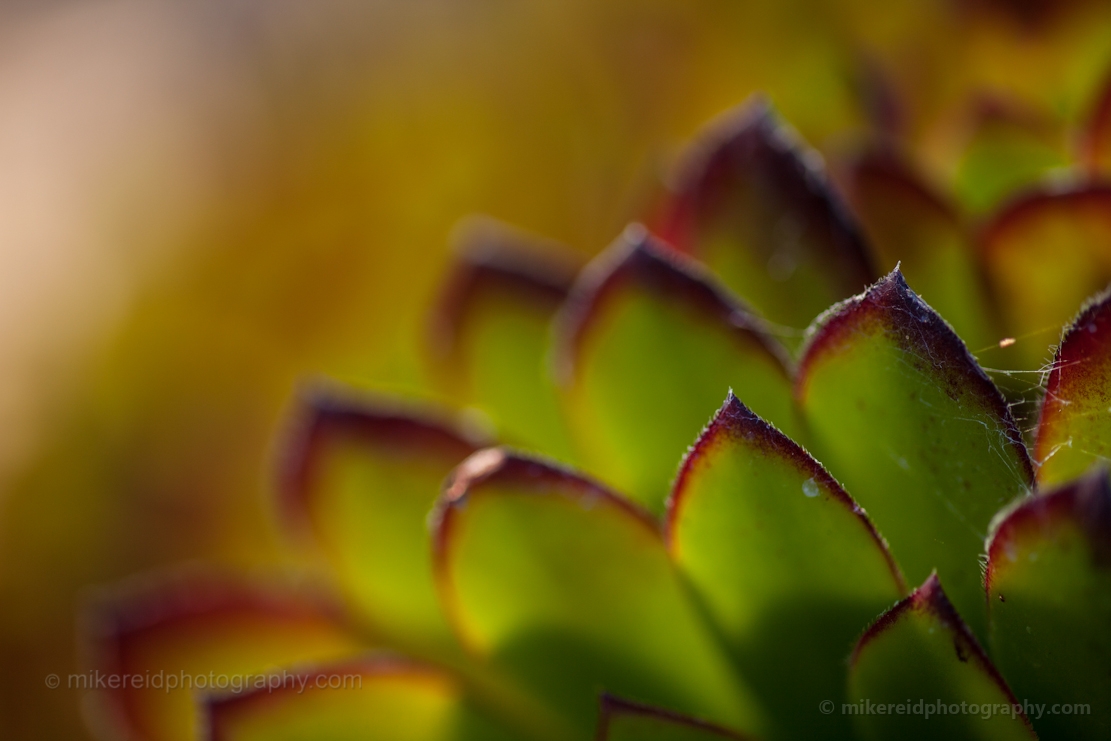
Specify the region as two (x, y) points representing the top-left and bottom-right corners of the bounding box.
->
(2, 0), (1111, 737)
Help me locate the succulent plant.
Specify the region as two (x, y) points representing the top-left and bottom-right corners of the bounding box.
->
(80, 83), (1111, 741)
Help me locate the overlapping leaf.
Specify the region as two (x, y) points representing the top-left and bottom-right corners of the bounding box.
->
(840, 149), (994, 350)
(432, 449), (763, 740)
(667, 392), (904, 740)
(428, 218), (581, 461)
(554, 225), (797, 513)
(796, 268), (1033, 640)
(980, 184), (1111, 368)
(278, 389), (484, 653)
(952, 97), (1066, 215)
(83, 573), (361, 741)
(657, 96), (876, 334)
(848, 574), (1035, 741)
(1034, 289), (1111, 483)
(204, 656), (518, 741)
(986, 468), (1111, 739)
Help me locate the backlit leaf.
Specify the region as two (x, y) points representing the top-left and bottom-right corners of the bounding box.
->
(667, 392), (904, 740)
(1033, 289), (1111, 484)
(986, 468), (1111, 739)
(428, 217), (581, 461)
(432, 449), (763, 740)
(553, 225), (796, 513)
(840, 148), (994, 350)
(796, 268), (1033, 640)
(82, 572), (361, 741)
(204, 656), (518, 741)
(848, 573), (1035, 741)
(980, 184), (1111, 369)
(278, 388), (484, 653)
(658, 96), (876, 334)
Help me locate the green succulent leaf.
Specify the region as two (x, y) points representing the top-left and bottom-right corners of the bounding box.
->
(432, 448), (763, 740)
(279, 389), (485, 653)
(848, 573), (1036, 741)
(1033, 290), (1111, 484)
(595, 695), (750, 741)
(428, 218), (581, 461)
(841, 149), (994, 350)
(553, 225), (797, 514)
(658, 96), (876, 334)
(83, 574), (361, 741)
(986, 467), (1111, 740)
(796, 268), (1033, 640)
(980, 185), (1111, 369)
(204, 656), (518, 741)
(666, 392), (903, 740)
(952, 99), (1066, 215)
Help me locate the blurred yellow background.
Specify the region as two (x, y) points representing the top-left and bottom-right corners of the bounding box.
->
(1, 0), (1110, 737)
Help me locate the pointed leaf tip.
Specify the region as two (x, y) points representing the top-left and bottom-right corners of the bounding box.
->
(796, 268), (1030, 483)
(796, 269), (1033, 642)
(849, 573), (1036, 740)
(668, 393), (904, 738)
(552, 226), (795, 513)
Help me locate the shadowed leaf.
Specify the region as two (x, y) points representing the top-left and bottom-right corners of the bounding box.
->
(595, 695), (750, 741)
(433, 449), (763, 741)
(204, 656), (518, 741)
(1034, 290), (1111, 483)
(796, 268), (1033, 640)
(848, 574), (1035, 741)
(658, 96), (876, 334)
(278, 387), (485, 653)
(667, 392), (904, 740)
(82, 572), (361, 741)
(986, 468), (1111, 739)
(553, 225), (796, 514)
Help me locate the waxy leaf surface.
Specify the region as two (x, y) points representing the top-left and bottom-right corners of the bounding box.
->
(84, 574), (361, 741)
(659, 97), (875, 334)
(205, 657), (518, 741)
(554, 226), (796, 513)
(428, 220), (580, 461)
(797, 269), (1033, 640)
(595, 695), (749, 741)
(986, 469), (1111, 739)
(1034, 290), (1111, 483)
(841, 149), (993, 350)
(980, 185), (1111, 368)
(848, 574), (1035, 741)
(668, 393), (903, 740)
(433, 449), (763, 741)
(279, 390), (483, 653)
